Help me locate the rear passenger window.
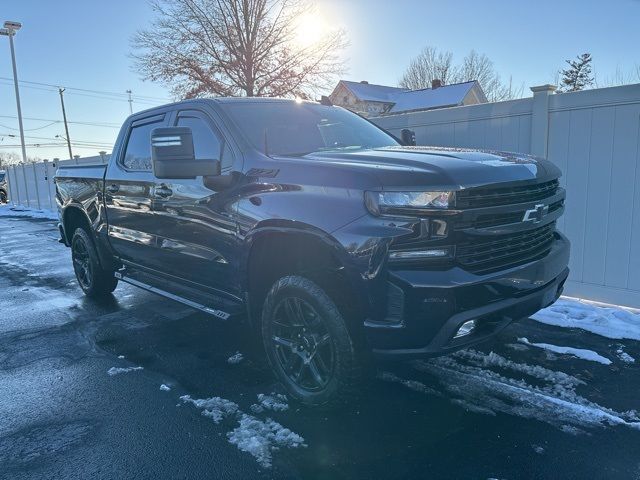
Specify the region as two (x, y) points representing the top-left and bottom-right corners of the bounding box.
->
(122, 119), (163, 171)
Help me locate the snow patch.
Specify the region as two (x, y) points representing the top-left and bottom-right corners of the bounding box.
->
(227, 352), (244, 364)
(532, 298), (640, 341)
(160, 384), (171, 391)
(180, 393), (306, 467)
(227, 414), (306, 468)
(180, 395), (239, 424)
(616, 347), (635, 364)
(250, 393), (289, 413)
(518, 337), (612, 365)
(0, 205), (58, 220)
(107, 366), (143, 376)
(398, 349), (640, 432)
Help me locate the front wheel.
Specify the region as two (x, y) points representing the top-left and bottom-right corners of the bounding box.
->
(71, 227), (118, 298)
(261, 275), (363, 407)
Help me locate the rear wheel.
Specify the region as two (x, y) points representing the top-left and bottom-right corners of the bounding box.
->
(71, 227), (118, 297)
(261, 275), (363, 406)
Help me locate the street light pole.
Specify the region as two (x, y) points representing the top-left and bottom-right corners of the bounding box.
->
(0, 21), (27, 165)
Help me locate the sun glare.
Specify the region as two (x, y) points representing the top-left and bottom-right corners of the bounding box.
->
(294, 12), (328, 47)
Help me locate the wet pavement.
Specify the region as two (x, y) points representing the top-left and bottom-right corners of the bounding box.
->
(1, 216), (639, 480)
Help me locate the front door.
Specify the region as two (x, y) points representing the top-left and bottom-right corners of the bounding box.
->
(146, 109), (241, 296)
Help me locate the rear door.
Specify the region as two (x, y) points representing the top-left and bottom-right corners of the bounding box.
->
(104, 113), (168, 269)
(145, 108), (241, 296)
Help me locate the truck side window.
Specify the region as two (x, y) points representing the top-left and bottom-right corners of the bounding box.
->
(177, 116), (232, 170)
(122, 120), (163, 171)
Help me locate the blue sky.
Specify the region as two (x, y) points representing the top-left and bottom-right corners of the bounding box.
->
(1, 0), (639, 159)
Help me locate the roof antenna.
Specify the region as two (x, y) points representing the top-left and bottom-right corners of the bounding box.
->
(320, 95), (333, 106)
(263, 128), (270, 157)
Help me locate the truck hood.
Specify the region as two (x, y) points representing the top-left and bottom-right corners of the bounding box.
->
(305, 146), (561, 189)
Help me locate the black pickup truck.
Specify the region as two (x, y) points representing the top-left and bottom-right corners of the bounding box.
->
(55, 98), (570, 405)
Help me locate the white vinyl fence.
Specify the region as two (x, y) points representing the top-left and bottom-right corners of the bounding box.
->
(372, 83), (640, 309)
(4, 153), (109, 212)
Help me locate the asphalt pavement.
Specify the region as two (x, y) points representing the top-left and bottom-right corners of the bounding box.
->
(1, 215), (639, 480)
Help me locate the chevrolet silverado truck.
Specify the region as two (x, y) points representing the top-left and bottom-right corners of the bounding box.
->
(55, 98), (570, 405)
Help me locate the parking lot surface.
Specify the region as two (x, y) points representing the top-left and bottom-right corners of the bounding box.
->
(1, 215), (639, 480)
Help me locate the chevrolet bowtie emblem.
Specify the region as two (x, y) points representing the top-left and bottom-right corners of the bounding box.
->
(522, 203), (549, 223)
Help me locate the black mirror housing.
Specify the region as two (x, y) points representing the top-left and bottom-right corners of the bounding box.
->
(400, 128), (416, 146)
(151, 127), (220, 179)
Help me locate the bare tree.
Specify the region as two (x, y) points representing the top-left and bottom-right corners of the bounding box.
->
(0, 152), (21, 169)
(131, 0), (347, 99)
(399, 46), (522, 101)
(595, 64), (640, 88)
(399, 46), (458, 90)
(456, 50), (522, 101)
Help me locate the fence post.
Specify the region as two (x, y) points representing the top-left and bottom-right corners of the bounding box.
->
(31, 161), (41, 210)
(21, 163), (30, 208)
(9, 164), (19, 205)
(530, 84), (556, 158)
(44, 159), (54, 210)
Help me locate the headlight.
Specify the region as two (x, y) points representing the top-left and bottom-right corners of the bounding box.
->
(365, 191), (453, 215)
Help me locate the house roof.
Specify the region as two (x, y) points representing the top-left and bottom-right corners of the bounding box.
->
(387, 81), (482, 113)
(339, 81), (408, 103)
(335, 79), (486, 114)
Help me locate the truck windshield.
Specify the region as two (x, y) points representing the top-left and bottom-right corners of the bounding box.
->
(223, 101), (399, 156)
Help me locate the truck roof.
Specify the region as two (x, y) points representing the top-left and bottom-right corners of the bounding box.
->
(129, 96), (317, 119)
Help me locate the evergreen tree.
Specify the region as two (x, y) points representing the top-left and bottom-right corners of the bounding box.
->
(559, 53), (594, 92)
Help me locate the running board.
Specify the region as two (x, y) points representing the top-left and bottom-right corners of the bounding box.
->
(114, 271), (231, 320)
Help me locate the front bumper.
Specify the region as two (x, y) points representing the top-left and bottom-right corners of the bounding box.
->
(366, 232), (570, 359)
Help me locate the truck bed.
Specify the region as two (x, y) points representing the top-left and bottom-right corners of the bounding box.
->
(55, 163), (107, 180)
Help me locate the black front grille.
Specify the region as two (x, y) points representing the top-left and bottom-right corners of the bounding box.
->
(456, 179), (560, 208)
(457, 223), (556, 273)
(461, 199), (564, 229)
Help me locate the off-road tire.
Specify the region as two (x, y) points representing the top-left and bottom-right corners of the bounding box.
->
(261, 275), (363, 407)
(71, 227), (118, 298)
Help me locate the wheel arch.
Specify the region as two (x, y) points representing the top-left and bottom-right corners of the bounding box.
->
(242, 220), (367, 338)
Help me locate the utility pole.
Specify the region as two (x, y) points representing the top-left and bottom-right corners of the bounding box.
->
(58, 88), (73, 160)
(126, 89), (133, 114)
(0, 21), (27, 166)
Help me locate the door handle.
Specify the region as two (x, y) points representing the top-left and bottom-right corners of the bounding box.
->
(106, 184), (119, 194)
(154, 186), (173, 198)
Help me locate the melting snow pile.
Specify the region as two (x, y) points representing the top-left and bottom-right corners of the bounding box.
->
(381, 349), (640, 433)
(0, 205), (58, 220)
(228, 414), (305, 468)
(616, 347), (635, 364)
(532, 298), (640, 340)
(107, 366), (144, 376)
(160, 384), (171, 391)
(517, 338), (612, 365)
(227, 352), (244, 364)
(180, 395), (239, 424)
(250, 393), (289, 413)
(181, 393), (305, 467)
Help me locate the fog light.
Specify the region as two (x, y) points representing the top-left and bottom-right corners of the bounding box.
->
(454, 319), (476, 339)
(388, 248), (449, 260)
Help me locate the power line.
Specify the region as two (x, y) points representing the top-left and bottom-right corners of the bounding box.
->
(0, 76), (171, 102)
(0, 114), (120, 128)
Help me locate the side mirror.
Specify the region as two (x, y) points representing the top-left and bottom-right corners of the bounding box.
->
(151, 127), (220, 179)
(400, 128), (416, 146)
